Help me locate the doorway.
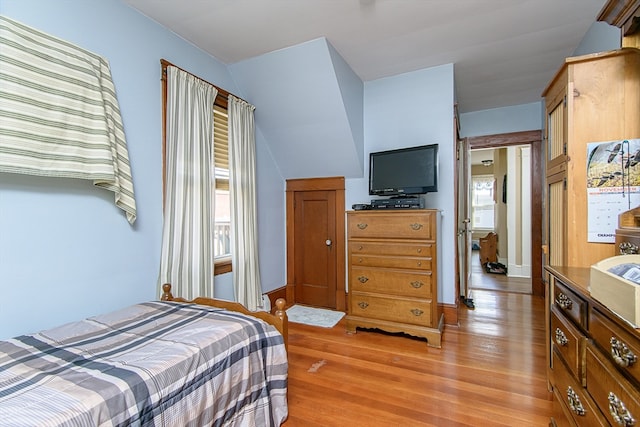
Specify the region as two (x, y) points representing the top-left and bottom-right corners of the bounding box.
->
(456, 130), (544, 305)
(285, 177), (346, 310)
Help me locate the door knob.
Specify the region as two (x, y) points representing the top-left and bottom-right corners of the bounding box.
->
(326, 239), (332, 246)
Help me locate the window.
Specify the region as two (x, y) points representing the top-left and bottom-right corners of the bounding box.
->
(161, 60), (232, 275)
(213, 105), (232, 272)
(472, 175), (495, 230)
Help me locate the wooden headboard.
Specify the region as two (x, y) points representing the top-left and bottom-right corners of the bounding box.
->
(160, 284), (288, 348)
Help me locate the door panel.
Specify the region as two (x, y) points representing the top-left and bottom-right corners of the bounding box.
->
(457, 138), (473, 305)
(294, 190), (337, 308)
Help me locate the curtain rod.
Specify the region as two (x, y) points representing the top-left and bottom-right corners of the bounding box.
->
(160, 58), (250, 108)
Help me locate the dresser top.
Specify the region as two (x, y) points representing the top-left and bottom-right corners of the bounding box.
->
(545, 265), (591, 298)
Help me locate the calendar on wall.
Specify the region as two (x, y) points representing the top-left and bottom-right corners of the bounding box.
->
(587, 139), (640, 243)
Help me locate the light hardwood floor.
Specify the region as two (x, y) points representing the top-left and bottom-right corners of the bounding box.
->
(469, 249), (532, 294)
(283, 289), (552, 426)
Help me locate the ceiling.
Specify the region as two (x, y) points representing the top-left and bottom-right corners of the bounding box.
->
(123, 0), (609, 113)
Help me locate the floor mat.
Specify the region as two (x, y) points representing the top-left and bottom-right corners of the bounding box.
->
(286, 305), (345, 328)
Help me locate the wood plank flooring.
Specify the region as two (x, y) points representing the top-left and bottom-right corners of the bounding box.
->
(469, 249), (532, 294)
(283, 289), (552, 426)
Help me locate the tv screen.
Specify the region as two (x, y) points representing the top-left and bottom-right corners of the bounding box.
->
(369, 144), (438, 196)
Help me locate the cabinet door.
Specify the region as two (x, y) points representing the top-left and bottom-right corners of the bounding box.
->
(547, 171), (566, 267)
(546, 89), (567, 173)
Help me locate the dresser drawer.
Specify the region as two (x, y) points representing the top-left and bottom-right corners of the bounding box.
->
(348, 212), (435, 239)
(350, 240), (433, 257)
(551, 306), (586, 385)
(590, 307), (640, 386)
(551, 392), (576, 427)
(349, 293), (433, 327)
(549, 389), (576, 427)
(553, 279), (588, 330)
(351, 254), (431, 270)
(350, 267), (433, 298)
(552, 349), (608, 427)
(586, 345), (640, 427)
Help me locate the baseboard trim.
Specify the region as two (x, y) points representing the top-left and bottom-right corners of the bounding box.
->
(441, 303), (458, 326)
(267, 287), (460, 326)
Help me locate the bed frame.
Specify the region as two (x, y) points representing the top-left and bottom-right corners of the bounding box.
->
(161, 283), (288, 348)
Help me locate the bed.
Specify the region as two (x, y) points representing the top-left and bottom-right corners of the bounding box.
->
(0, 284), (288, 426)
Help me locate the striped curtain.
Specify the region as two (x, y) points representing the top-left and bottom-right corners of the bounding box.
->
(228, 95), (262, 310)
(159, 66), (218, 300)
(0, 16), (136, 224)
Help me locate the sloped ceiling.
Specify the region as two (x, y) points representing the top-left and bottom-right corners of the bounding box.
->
(122, 0), (609, 180)
(123, 0), (607, 113)
(229, 38), (364, 179)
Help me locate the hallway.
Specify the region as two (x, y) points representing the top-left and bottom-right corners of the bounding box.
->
(469, 249), (531, 294)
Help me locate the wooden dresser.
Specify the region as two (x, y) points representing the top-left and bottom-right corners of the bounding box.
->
(546, 266), (640, 426)
(345, 210), (444, 347)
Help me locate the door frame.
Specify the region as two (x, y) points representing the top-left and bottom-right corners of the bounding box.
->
(461, 130), (544, 297)
(285, 177), (346, 310)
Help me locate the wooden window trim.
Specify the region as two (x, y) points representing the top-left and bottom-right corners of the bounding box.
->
(160, 59), (246, 276)
(214, 257), (232, 275)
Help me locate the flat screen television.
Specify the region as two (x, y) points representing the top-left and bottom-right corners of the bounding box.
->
(369, 144), (438, 196)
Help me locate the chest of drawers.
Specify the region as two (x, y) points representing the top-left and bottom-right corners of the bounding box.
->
(345, 210), (444, 347)
(547, 266), (640, 426)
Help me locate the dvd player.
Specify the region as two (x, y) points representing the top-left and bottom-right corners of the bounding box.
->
(371, 198), (424, 209)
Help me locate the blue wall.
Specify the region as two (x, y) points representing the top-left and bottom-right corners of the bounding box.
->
(347, 64), (456, 304)
(0, 0), (284, 338)
(0, 0), (620, 338)
(573, 21), (621, 56)
(459, 102), (543, 138)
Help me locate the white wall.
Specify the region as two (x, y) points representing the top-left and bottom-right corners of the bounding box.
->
(346, 64), (457, 304)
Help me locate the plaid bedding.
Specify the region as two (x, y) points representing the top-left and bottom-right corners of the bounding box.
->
(0, 301), (288, 426)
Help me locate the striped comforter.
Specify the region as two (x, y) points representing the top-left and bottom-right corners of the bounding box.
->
(0, 301), (288, 426)
(0, 15), (136, 224)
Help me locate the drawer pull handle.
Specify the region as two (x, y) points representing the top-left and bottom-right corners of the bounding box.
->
(555, 293), (573, 310)
(567, 386), (586, 416)
(554, 328), (568, 346)
(358, 245), (364, 250)
(357, 276), (369, 284)
(611, 337), (638, 368)
(358, 302), (369, 309)
(417, 261), (422, 267)
(411, 309), (424, 316)
(417, 248), (422, 253)
(410, 281), (424, 289)
(357, 223), (368, 230)
(608, 392), (635, 427)
(619, 241), (639, 255)
(410, 223), (423, 230)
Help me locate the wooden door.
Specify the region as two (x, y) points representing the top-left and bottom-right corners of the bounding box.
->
(456, 138), (473, 307)
(294, 190), (336, 308)
(465, 130), (544, 297)
(286, 177), (346, 310)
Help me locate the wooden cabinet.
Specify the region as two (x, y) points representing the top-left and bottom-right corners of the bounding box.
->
(542, 48), (640, 268)
(546, 266), (640, 426)
(478, 232), (497, 265)
(345, 210), (444, 347)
